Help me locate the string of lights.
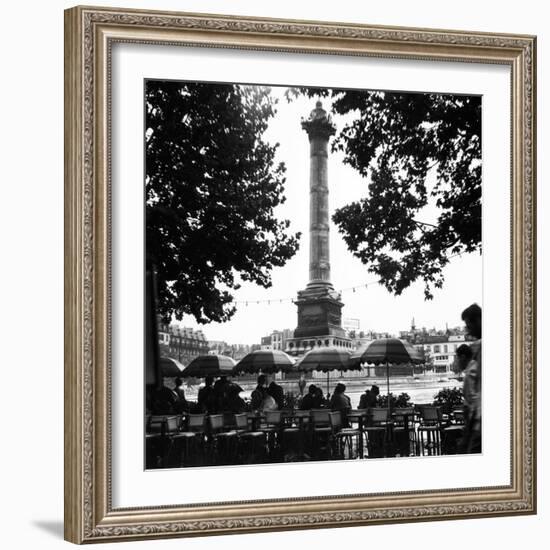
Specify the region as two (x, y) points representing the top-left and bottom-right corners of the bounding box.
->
(233, 252), (466, 306)
(234, 278), (380, 306)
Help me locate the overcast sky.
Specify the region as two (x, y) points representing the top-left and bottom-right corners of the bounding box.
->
(173, 86), (482, 344)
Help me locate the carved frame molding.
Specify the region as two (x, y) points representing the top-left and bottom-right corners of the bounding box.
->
(64, 6), (536, 544)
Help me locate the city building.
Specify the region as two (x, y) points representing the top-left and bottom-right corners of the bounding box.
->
(397, 319), (471, 373)
(209, 341), (258, 360)
(260, 329), (294, 351)
(418, 334), (468, 373)
(157, 320), (209, 364)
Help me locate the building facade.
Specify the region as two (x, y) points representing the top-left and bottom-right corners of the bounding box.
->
(157, 321), (209, 365)
(260, 329), (294, 351)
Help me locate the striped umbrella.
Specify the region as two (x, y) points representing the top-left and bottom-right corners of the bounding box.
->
(159, 356), (185, 378)
(295, 347), (355, 398)
(349, 338), (423, 410)
(181, 354), (236, 378)
(232, 349), (296, 375)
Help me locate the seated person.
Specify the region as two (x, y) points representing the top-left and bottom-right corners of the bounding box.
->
(330, 383), (352, 427)
(267, 380), (285, 409)
(250, 374), (268, 411)
(358, 384), (379, 409)
(330, 383), (351, 410)
(300, 384), (323, 410)
(225, 383), (247, 414)
(197, 375), (215, 413)
(151, 384), (179, 415)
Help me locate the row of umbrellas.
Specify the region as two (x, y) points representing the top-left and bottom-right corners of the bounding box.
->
(160, 338), (424, 399)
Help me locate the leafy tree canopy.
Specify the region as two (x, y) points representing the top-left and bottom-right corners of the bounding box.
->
(146, 81), (300, 324)
(289, 88), (481, 299)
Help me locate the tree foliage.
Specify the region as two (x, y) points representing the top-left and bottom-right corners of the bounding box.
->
(146, 81), (300, 324)
(290, 88), (481, 298)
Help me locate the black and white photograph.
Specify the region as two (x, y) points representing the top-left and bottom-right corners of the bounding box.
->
(144, 79), (482, 469)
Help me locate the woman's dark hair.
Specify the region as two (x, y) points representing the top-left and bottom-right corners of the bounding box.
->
(455, 344), (473, 360)
(335, 383), (346, 393)
(461, 303), (482, 322)
(175, 377), (182, 386)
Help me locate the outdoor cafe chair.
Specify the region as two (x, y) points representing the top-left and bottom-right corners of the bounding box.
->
(441, 408), (466, 454)
(177, 414), (207, 466)
(234, 413), (267, 463)
(246, 411), (265, 432)
(145, 416), (165, 468)
(310, 409), (332, 459)
(346, 409), (370, 458)
(146, 414), (182, 435)
(392, 407), (417, 457)
(146, 414), (189, 468)
(208, 414), (239, 465)
(329, 411), (361, 459)
(279, 410), (308, 460)
(417, 406), (443, 455)
(364, 408), (391, 458)
(258, 411), (284, 458)
(451, 407), (466, 424)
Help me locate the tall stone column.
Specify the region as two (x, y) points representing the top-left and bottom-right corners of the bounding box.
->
(291, 101), (346, 342)
(301, 101), (336, 289)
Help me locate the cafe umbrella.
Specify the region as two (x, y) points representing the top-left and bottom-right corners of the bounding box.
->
(181, 354), (236, 378)
(232, 349), (296, 376)
(349, 338), (424, 410)
(159, 356), (185, 378)
(295, 346), (355, 398)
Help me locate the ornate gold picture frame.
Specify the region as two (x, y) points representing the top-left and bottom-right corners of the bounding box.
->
(64, 5), (536, 544)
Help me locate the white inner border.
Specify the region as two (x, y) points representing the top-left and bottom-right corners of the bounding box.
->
(111, 43), (511, 508)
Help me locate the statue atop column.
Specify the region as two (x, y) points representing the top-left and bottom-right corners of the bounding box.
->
(301, 100), (336, 140)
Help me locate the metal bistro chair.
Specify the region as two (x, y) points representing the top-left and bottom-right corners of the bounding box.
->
(417, 406), (443, 456)
(346, 409), (370, 458)
(329, 411), (361, 459)
(364, 408), (391, 458)
(145, 415), (164, 469)
(258, 410), (284, 459)
(279, 410), (309, 461)
(149, 415), (189, 468)
(234, 413), (267, 463)
(392, 407), (417, 457)
(208, 414), (239, 465)
(178, 413), (207, 466)
(441, 407), (466, 455)
(310, 409), (332, 459)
